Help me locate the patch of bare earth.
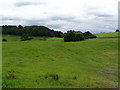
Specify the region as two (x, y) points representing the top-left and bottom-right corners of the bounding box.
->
(96, 68), (118, 78)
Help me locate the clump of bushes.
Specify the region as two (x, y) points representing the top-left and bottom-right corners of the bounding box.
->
(6, 73), (16, 79)
(116, 29), (119, 32)
(21, 33), (34, 41)
(44, 73), (59, 80)
(73, 76), (77, 80)
(2, 39), (7, 42)
(64, 30), (85, 42)
(6, 70), (16, 79)
(40, 37), (47, 41)
(83, 31), (97, 39)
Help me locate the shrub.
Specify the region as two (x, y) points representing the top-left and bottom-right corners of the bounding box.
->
(44, 73), (59, 80)
(21, 33), (34, 41)
(83, 31), (97, 39)
(6, 73), (16, 79)
(64, 30), (85, 42)
(2, 39), (7, 42)
(116, 29), (119, 32)
(40, 37), (47, 41)
(73, 76), (77, 80)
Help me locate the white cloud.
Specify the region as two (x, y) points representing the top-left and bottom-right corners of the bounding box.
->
(0, 0), (119, 33)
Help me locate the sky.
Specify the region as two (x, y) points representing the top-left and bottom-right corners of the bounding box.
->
(0, 0), (119, 33)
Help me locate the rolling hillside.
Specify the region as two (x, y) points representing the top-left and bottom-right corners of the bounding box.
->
(2, 32), (118, 88)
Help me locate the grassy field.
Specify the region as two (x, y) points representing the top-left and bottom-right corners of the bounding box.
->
(2, 32), (118, 88)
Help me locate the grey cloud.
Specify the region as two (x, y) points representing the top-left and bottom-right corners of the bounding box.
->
(87, 9), (113, 18)
(94, 14), (113, 18)
(50, 16), (74, 21)
(23, 19), (47, 26)
(14, 1), (45, 7)
(49, 16), (80, 24)
(46, 24), (63, 29)
(2, 16), (20, 21)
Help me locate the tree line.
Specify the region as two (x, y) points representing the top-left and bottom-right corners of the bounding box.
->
(1, 25), (97, 42)
(1, 25), (63, 38)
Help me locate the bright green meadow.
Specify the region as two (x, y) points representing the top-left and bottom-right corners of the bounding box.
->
(2, 32), (119, 88)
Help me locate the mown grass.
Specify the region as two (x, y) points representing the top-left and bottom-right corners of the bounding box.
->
(2, 33), (118, 88)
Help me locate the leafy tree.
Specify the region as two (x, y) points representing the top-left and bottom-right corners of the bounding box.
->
(83, 31), (97, 39)
(18, 25), (23, 28)
(20, 33), (33, 41)
(2, 25), (63, 38)
(116, 29), (119, 32)
(64, 30), (85, 42)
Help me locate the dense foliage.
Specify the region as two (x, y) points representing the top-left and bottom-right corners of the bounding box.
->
(83, 31), (97, 39)
(21, 33), (34, 41)
(2, 39), (7, 42)
(115, 29), (119, 32)
(2, 25), (63, 38)
(64, 30), (85, 42)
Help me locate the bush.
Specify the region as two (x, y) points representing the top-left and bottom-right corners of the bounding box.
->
(64, 30), (85, 42)
(6, 73), (16, 79)
(83, 31), (97, 39)
(44, 73), (59, 80)
(116, 29), (119, 32)
(21, 33), (34, 41)
(40, 37), (47, 41)
(2, 39), (7, 42)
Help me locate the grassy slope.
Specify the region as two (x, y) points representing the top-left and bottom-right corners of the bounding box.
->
(94, 32), (119, 38)
(2, 33), (118, 88)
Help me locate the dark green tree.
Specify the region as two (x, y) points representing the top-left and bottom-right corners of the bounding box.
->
(83, 31), (97, 39)
(20, 33), (33, 41)
(116, 29), (119, 32)
(64, 30), (85, 42)
(2, 25), (63, 38)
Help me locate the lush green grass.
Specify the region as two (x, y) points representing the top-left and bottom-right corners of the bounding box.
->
(94, 32), (119, 38)
(2, 33), (118, 88)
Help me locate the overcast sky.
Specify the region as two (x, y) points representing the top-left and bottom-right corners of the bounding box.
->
(0, 0), (119, 33)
